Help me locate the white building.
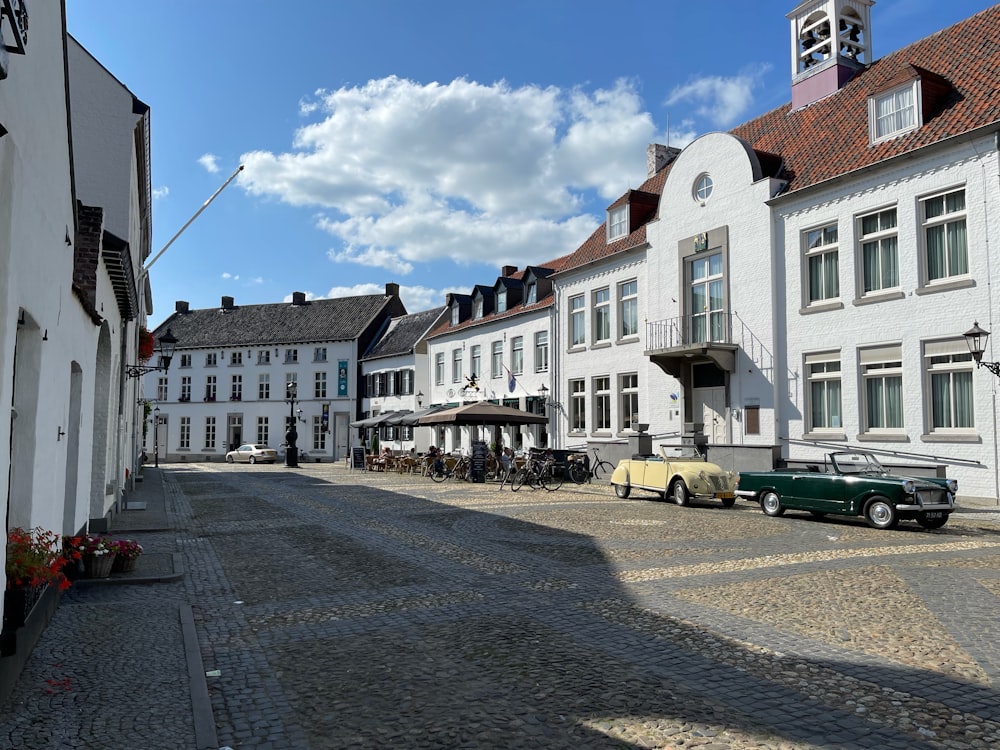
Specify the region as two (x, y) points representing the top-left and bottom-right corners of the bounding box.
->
(146, 287), (406, 464)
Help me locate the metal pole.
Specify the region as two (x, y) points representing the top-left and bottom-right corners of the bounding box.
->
(153, 408), (160, 468)
(141, 164), (244, 278)
(285, 384), (299, 468)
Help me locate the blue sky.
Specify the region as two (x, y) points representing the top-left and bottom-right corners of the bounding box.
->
(66, 1), (997, 327)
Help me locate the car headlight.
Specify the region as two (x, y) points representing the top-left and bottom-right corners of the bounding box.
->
(902, 480), (916, 495)
(946, 479), (958, 493)
(698, 470), (707, 481)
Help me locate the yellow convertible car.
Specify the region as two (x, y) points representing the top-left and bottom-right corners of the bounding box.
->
(610, 446), (738, 507)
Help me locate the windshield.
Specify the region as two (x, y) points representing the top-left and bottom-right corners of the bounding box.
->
(831, 452), (887, 476)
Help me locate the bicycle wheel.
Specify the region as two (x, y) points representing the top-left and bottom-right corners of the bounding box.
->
(511, 466), (531, 492)
(540, 464), (564, 492)
(430, 464), (448, 483)
(568, 461), (589, 485)
(592, 460), (614, 481)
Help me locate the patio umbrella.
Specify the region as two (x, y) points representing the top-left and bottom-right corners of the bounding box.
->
(380, 410), (414, 426)
(417, 401), (547, 426)
(396, 405), (448, 426)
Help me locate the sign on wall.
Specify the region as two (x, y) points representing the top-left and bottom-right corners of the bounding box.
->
(338, 360), (348, 397)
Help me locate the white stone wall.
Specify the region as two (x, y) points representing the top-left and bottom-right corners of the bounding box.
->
(148, 340), (358, 462)
(776, 134), (1000, 501)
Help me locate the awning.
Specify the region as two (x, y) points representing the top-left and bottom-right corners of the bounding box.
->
(394, 405), (449, 426)
(349, 411), (408, 428)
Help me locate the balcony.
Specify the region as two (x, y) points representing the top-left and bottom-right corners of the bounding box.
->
(645, 314), (739, 378)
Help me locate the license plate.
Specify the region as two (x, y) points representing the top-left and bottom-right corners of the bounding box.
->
(924, 511), (943, 519)
(717, 491), (735, 499)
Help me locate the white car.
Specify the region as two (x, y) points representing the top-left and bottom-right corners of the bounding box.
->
(225, 444), (278, 464)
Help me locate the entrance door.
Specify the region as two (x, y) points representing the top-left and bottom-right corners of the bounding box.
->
(692, 387), (727, 444)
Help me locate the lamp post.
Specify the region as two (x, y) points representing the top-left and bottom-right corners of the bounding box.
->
(125, 328), (179, 378)
(416, 391), (424, 408)
(964, 321), (1000, 378)
(286, 381), (299, 467)
(153, 406), (160, 468)
(538, 384), (549, 407)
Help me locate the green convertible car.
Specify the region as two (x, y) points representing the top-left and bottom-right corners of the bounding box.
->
(736, 451), (957, 530)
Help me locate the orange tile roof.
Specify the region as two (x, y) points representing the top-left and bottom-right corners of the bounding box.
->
(734, 5), (1000, 196)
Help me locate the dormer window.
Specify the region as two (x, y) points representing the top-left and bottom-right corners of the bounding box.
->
(870, 83), (919, 144)
(525, 282), (536, 305)
(607, 206), (628, 242)
(497, 290), (507, 313)
(473, 297), (483, 319)
(451, 304), (460, 325)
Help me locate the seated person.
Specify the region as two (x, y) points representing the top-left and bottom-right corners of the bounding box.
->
(427, 445), (444, 474)
(500, 447), (514, 473)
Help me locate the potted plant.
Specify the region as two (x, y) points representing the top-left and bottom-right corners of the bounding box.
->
(137, 326), (155, 363)
(5, 527), (75, 632)
(78, 535), (117, 579)
(111, 539), (143, 573)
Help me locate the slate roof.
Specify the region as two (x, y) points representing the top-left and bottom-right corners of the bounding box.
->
(364, 307), (446, 360)
(734, 5), (1000, 197)
(150, 295), (402, 349)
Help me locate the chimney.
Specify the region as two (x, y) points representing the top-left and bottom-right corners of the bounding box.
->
(647, 144), (681, 177)
(221, 296), (235, 310)
(175, 301), (190, 314)
(291, 291), (307, 306)
(501, 265), (518, 277)
(385, 282), (400, 298)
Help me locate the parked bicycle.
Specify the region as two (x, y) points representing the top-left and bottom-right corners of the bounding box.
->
(430, 454), (470, 483)
(567, 446), (615, 484)
(511, 450), (563, 492)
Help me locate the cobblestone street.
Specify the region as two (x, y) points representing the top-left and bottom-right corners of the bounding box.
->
(5, 462), (1000, 749)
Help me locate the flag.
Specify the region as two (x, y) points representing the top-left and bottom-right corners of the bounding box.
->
(504, 365), (516, 394)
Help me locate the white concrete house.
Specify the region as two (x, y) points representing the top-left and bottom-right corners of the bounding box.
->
(145, 287), (406, 464)
(356, 306), (446, 454)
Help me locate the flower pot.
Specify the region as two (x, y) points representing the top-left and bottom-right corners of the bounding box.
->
(83, 553), (116, 579)
(3, 585), (45, 630)
(111, 556), (138, 574)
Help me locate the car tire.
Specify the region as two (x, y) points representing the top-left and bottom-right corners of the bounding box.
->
(864, 496), (899, 530)
(613, 483), (631, 499)
(249, 456), (256, 465)
(720, 496), (736, 508)
(761, 490), (784, 517)
(916, 512), (949, 529)
(671, 480), (690, 507)
(226, 455), (234, 463)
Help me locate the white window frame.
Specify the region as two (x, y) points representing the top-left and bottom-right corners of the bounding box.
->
(230, 374), (242, 401)
(593, 287), (610, 343)
(315, 371), (327, 398)
(496, 290), (507, 313)
(860, 345), (904, 435)
(179, 417), (191, 450)
(525, 282), (537, 305)
(569, 379), (586, 432)
(593, 376), (611, 432)
(452, 349), (463, 383)
(803, 223), (839, 305)
(314, 347), (327, 363)
(534, 331), (548, 373)
(607, 205), (628, 242)
(258, 373), (270, 400)
(618, 280), (638, 339)
(869, 81), (920, 144)
(230, 351), (243, 366)
(491, 341), (502, 379)
(204, 416), (217, 451)
(921, 187), (968, 285)
(435, 352), (445, 386)
(805, 351), (842, 433)
(511, 336), (524, 376)
(570, 295), (586, 347)
(451, 305), (460, 325)
(256, 416), (269, 446)
(470, 345), (481, 378)
(924, 340), (975, 434)
(473, 297), (483, 319)
(857, 207), (899, 297)
(619, 373), (638, 432)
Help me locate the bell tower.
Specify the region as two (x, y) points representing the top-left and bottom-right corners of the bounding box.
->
(788, 0), (873, 109)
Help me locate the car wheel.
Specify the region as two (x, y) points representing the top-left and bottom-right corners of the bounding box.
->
(864, 496), (899, 530)
(720, 496), (736, 508)
(671, 480), (690, 507)
(249, 456), (256, 464)
(760, 490), (784, 517)
(613, 483), (631, 499)
(226, 455), (234, 463)
(916, 512), (949, 529)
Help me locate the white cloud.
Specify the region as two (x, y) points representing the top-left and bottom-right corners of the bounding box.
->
(198, 153), (221, 174)
(664, 65), (772, 129)
(152, 186), (169, 200)
(239, 76), (655, 273)
(221, 272), (239, 280)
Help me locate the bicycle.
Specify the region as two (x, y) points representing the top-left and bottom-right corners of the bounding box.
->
(511, 452), (563, 492)
(430, 454), (470, 482)
(567, 447), (615, 484)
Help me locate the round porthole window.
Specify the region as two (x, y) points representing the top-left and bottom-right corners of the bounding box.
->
(694, 173), (713, 203)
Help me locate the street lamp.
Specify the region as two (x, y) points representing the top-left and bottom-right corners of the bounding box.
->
(285, 381), (299, 467)
(416, 391), (424, 407)
(153, 406), (160, 468)
(538, 384), (549, 406)
(125, 328), (180, 378)
(964, 321), (1000, 378)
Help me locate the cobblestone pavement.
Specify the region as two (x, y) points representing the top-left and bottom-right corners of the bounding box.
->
(5, 463), (1000, 749)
